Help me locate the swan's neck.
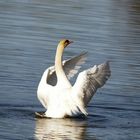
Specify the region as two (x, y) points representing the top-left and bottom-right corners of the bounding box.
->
(55, 44), (71, 87)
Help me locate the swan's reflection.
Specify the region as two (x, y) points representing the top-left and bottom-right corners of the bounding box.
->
(35, 118), (87, 140)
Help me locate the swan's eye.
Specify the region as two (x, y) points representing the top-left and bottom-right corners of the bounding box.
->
(65, 40), (69, 44)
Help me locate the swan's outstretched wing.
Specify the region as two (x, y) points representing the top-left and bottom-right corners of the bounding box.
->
(63, 52), (87, 79)
(47, 52), (87, 86)
(72, 61), (111, 108)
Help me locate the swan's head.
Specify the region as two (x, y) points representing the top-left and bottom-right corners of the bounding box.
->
(59, 39), (73, 48)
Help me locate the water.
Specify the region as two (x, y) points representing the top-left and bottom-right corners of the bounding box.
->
(0, 0), (140, 139)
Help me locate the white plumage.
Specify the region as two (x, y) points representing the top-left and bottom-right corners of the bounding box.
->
(37, 39), (111, 118)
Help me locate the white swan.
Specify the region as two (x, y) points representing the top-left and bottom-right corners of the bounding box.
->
(37, 39), (111, 118)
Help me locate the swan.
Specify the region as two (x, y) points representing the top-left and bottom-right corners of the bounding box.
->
(37, 39), (111, 118)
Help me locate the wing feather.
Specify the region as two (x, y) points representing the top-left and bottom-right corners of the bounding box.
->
(63, 52), (87, 79)
(73, 61), (111, 107)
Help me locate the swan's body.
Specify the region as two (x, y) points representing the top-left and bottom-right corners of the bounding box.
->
(37, 39), (111, 118)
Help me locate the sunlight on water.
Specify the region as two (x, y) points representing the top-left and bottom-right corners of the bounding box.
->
(35, 118), (87, 140)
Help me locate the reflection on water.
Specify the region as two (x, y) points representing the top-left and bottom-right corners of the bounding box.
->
(35, 118), (87, 140)
(0, 0), (140, 140)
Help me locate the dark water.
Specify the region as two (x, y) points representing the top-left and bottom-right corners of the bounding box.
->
(0, 0), (140, 139)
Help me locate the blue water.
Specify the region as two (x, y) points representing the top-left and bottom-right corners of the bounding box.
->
(0, 0), (140, 139)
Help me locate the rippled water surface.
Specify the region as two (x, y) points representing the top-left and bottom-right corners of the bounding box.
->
(0, 0), (140, 139)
